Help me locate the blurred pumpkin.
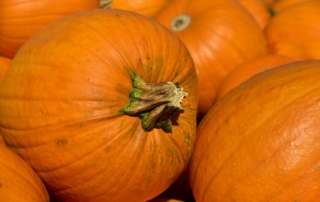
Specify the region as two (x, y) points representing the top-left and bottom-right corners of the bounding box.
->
(265, 0), (320, 60)
(189, 60), (320, 201)
(154, 0), (267, 117)
(100, 0), (170, 17)
(272, 0), (312, 12)
(0, 0), (100, 58)
(0, 56), (11, 85)
(216, 54), (295, 100)
(0, 143), (49, 201)
(236, 0), (271, 29)
(0, 9), (197, 202)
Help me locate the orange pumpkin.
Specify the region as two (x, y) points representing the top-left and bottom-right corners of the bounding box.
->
(265, 0), (320, 60)
(272, 0), (312, 12)
(0, 9), (197, 201)
(189, 60), (320, 201)
(154, 0), (267, 117)
(0, 56), (11, 85)
(0, 0), (100, 58)
(236, 0), (271, 29)
(0, 143), (49, 201)
(100, 0), (169, 17)
(216, 54), (295, 100)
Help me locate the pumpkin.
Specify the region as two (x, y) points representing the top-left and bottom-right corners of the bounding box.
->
(0, 9), (198, 202)
(236, 0), (271, 29)
(272, 0), (312, 12)
(0, 0), (100, 58)
(216, 54), (295, 100)
(265, 0), (320, 60)
(0, 56), (11, 85)
(100, 0), (169, 17)
(189, 60), (320, 201)
(0, 143), (49, 201)
(153, 0), (267, 117)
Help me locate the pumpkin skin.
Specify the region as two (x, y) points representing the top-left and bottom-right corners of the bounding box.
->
(216, 54), (295, 100)
(153, 0), (267, 117)
(236, 0), (271, 29)
(272, 0), (312, 12)
(0, 143), (49, 201)
(0, 56), (11, 85)
(189, 60), (320, 201)
(0, 9), (198, 202)
(0, 0), (100, 58)
(100, 0), (169, 17)
(265, 0), (320, 60)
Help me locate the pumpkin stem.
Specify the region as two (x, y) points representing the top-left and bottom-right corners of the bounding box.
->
(119, 71), (188, 133)
(100, 0), (112, 9)
(171, 14), (191, 32)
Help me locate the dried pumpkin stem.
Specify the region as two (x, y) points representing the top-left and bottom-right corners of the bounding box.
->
(100, 0), (112, 9)
(171, 14), (191, 32)
(119, 71), (188, 133)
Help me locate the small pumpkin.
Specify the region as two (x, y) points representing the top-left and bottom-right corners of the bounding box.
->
(0, 56), (11, 85)
(236, 0), (271, 29)
(100, 0), (169, 17)
(154, 0), (267, 117)
(189, 60), (320, 201)
(0, 143), (49, 201)
(265, 0), (320, 60)
(216, 54), (295, 100)
(0, 9), (197, 202)
(0, 0), (100, 58)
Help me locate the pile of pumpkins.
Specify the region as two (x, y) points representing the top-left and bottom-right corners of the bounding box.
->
(1, 0), (320, 201)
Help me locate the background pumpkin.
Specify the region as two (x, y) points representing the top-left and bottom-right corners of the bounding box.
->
(189, 60), (320, 201)
(0, 56), (11, 85)
(264, 0), (320, 60)
(0, 0), (100, 58)
(216, 54), (295, 100)
(272, 0), (312, 12)
(153, 0), (267, 117)
(100, 0), (170, 17)
(0, 9), (197, 202)
(0, 143), (49, 201)
(236, 0), (271, 29)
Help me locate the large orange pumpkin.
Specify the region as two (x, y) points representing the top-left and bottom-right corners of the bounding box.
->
(100, 0), (169, 17)
(0, 9), (198, 201)
(189, 60), (320, 201)
(0, 56), (11, 85)
(265, 0), (320, 60)
(216, 54), (295, 100)
(0, 0), (100, 58)
(153, 0), (267, 117)
(0, 143), (49, 201)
